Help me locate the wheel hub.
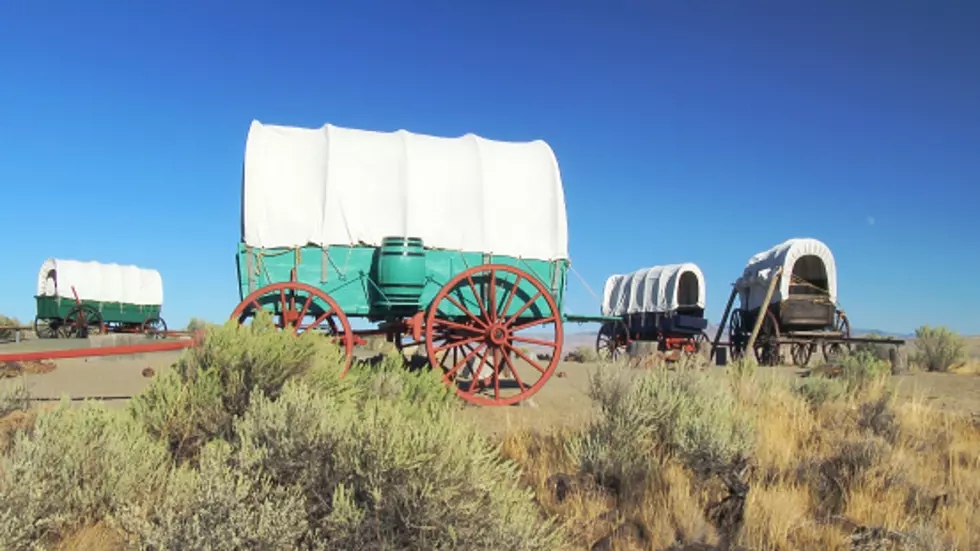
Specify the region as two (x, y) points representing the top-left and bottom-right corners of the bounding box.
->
(486, 322), (509, 346)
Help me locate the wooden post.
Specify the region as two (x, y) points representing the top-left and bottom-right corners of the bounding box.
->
(711, 286), (738, 360)
(745, 266), (783, 352)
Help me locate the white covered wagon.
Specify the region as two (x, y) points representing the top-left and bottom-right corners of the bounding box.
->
(725, 237), (849, 366)
(595, 263), (709, 360)
(34, 258), (166, 338)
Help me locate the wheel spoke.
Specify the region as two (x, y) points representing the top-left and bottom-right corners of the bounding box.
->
(442, 295), (489, 330)
(431, 317), (483, 336)
(498, 274), (522, 319)
(444, 342), (486, 382)
(433, 333), (484, 355)
(488, 269), (498, 323)
(510, 316), (556, 333)
(464, 273), (492, 324)
(512, 335), (559, 348)
(493, 348), (501, 401)
(507, 343), (547, 374)
(504, 291), (542, 326)
(502, 352), (528, 394)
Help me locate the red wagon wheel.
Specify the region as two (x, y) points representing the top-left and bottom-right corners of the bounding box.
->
(230, 282), (355, 376)
(424, 264), (564, 407)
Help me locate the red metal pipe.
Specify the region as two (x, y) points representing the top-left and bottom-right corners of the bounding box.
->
(0, 339), (195, 362)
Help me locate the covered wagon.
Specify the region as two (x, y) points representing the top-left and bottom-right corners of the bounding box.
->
(725, 237), (848, 366)
(595, 263), (708, 360)
(34, 258), (166, 338)
(231, 120), (614, 406)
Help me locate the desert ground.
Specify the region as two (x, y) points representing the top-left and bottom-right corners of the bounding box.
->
(3, 334), (978, 433)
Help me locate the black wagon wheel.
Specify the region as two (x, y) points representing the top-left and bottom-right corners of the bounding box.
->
(753, 309), (781, 367)
(822, 310), (852, 362)
(729, 309), (748, 359)
(142, 315), (168, 339)
(596, 320), (629, 361)
(33, 316), (61, 339)
(791, 342), (815, 367)
(63, 304), (104, 338)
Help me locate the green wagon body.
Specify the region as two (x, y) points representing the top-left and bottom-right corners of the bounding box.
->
(236, 242), (570, 323)
(35, 295), (162, 325)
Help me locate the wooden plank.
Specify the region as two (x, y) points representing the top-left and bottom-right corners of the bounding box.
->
(745, 266), (783, 352)
(710, 287), (737, 359)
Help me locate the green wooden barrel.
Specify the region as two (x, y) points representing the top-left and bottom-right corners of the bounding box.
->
(374, 237), (426, 311)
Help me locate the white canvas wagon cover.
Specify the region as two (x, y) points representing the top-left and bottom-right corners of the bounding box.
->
(734, 237), (837, 312)
(601, 263), (706, 316)
(242, 120), (569, 261)
(36, 258), (164, 306)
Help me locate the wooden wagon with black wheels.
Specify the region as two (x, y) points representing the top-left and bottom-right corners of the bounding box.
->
(595, 263), (709, 362)
(33, 258), (167, 339)
(230, 120), (611, 406)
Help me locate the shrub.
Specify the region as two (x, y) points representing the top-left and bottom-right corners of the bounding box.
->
(794, 376), (846, 407)
(128, 312), (346, 463)
(112, 438), (309, 549)
(569, 364), (755, 501)
(853, 332), (895, 363)
(184, 317), (213, 333)
(230, 381), (562, 550)
(0, 383), (30, 418)
(839, 350), (892, 396)
(0, 401), (169, 548)
(0, 315), (20, 340)
(912, 325), (965, 372)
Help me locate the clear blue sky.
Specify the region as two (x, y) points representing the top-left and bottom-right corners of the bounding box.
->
(1, 0), (978, 335)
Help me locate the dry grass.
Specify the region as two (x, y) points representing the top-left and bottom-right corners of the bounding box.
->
(499, 364), (980, 550)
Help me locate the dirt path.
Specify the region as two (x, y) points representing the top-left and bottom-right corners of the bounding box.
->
(3, 348), (978, 425)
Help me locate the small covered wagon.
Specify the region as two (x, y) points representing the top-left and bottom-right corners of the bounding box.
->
(231, 120), (614, 406)
(595, 263), (709, 360)
(721, 237), (849, 366)
(34, 258), (166, 338)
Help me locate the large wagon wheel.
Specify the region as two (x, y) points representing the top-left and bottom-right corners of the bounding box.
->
(423, 264), (563, 407)
(230, 282), (355, 376)
(33, 316), (61, 339)
(62, 304), (104, 338)
(822, 310), (851, 362)
(753, 309), (781, 366)
(729, 309), (748, 359)
(791, 342), (815, 367)
(142, 315), (168, 339)
(596, 320), (628, 361)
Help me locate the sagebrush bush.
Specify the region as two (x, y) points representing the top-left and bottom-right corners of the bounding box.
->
(0, 315), (20, 340)
(129, 312), (346, 463)
(225, 381), (563, 550)
(839, 350), (892, 396)
(853, 333), (895, 363)
(0, 401), (169, 549)
(184, 316), (213, 333)
(569, 364), (755, 502)
(0, 382), (30, 418)
(913, 324), (965, 372)
(794, 376), (847, 407)
(112, 438), (310, 549)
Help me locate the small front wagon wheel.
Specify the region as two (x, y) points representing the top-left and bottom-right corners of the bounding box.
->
(142, 316), (168, 339)
(230, 282), (355, 376)
(423, 264), (564, 407)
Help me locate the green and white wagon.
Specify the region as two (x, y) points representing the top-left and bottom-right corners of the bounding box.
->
(230, 120), (616, 405)
(34, 258), (167, 338)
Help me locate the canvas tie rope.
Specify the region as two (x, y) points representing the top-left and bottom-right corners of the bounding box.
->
(569, 264), (602, 307)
